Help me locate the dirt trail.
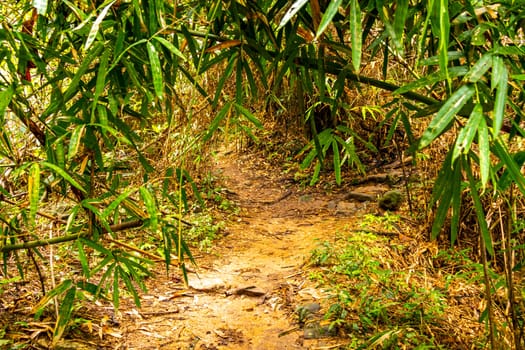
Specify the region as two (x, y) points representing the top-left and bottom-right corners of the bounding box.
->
(118, 150), (384, 350)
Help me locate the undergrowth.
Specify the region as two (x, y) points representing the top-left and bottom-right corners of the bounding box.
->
(308, 214), (488, 349)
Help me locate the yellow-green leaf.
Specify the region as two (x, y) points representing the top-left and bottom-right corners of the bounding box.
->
(147, 41), (163, 100)
(349, 0), (362, 71)
(28, 163), (40, 227)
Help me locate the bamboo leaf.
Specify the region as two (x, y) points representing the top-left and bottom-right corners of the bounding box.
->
(394, 66), (468, 95)
(64, 43), (104, 101)
(85, 0), (116, 51)
(465, 53), (492, 83)
(76, 240), (90, 277)
(419, 85), (474, 149)
(113, 267), (120, 309)
(152, 36), (186, 60)
(213, 53), (237, 107)
(478, 116), (490, 188)
(92, 49), (111, 120)
(349, 0), (362, 71)
(102, 188), (136, 219)
(67, 124), (85, 161)
(452, 103), (483, 161)
(140, 187), (158, 232)
(278, 0), (309, 30)
(203, 101), (233, 142)
(33, 280), (73, 316)
(449, 161), (462, 245)
(315, 0), (343, 39)
(234, 103), (263, 128)
(0, 86), (14, 121)
(492, 56), (508, 137)
(28, 163), (40, 227)
(118, 266), (141, 307)
(465, 161), (493, 256)
(53, 286), (77, 345)
(332, 139), (341, 185)
(42, 162), (87, 193)
(147, 41), (164, 100)
(393, 0), (408, 54)
(493, 140), (525, 195)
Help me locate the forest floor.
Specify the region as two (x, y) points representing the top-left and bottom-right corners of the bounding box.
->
(109, 148), (387, 349)
(67, 145), (398, 350)
(1, 147), (489, 349)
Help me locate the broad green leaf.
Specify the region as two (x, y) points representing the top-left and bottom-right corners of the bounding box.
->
(419, 85), (474, 149)
(152, 36), (186, 61)
(28, 163), (40, 227)
(140, 187), (158, 232)
(478, 116), (490, 188)
(492, 56), (508, 137)
(315, 0), (343, 39)
(85, 0), (116, 51)
(33, 0), (48, 15)
(53, 286), (77, 345)
(277, 0), (309, 30)
(349, 0), (362, 71)
(452, 103), (483, 161)
(147, 41), (163, 100)
(465, 53), (492, 83)
(42, 162), (86, 193)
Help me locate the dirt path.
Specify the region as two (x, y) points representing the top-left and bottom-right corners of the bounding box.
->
(116, 150), (385, 349)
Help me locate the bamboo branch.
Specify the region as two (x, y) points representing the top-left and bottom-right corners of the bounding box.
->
(0, 220), (144, 253)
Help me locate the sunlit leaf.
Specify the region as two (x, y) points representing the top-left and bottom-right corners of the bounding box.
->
(315, 0), (343, 39)
(33, 0), (48, 15)
(349, 0), (362, 71)
(28, 163), (40, 227)
(278, 0), (309, 30)
(147, 41), (164, 100)
(85, 0), (116, 51)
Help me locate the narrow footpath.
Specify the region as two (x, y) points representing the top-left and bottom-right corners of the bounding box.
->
(117, 149), (386, 349)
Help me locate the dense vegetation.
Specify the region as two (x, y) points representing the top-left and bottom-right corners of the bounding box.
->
(1, 0), (525, 347)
